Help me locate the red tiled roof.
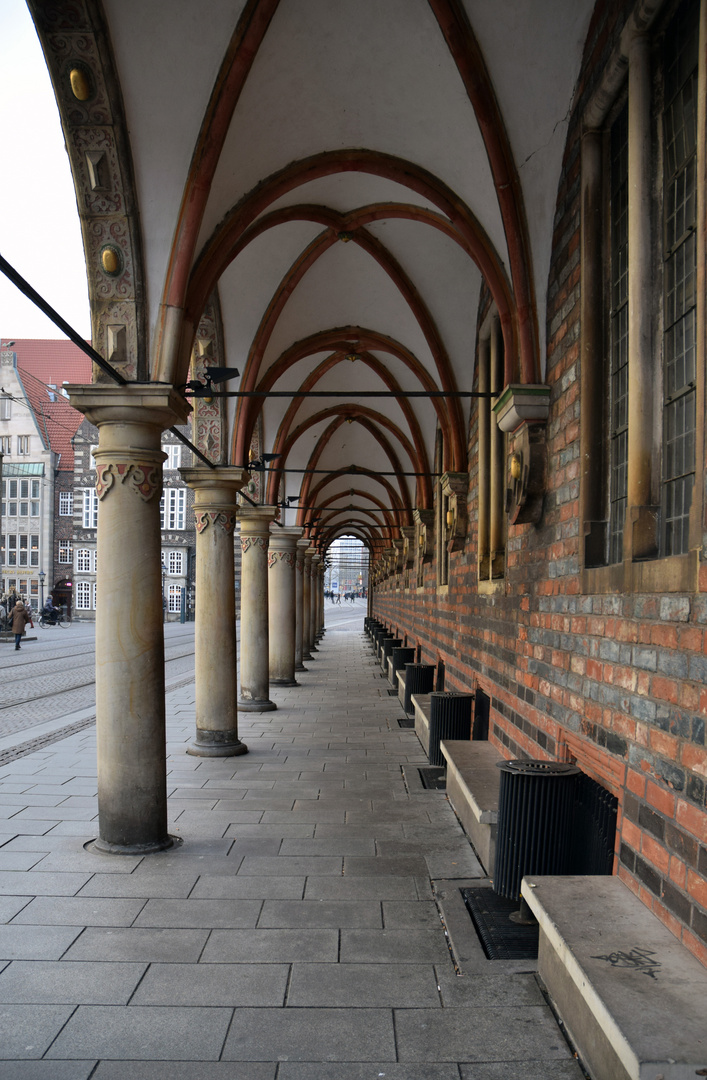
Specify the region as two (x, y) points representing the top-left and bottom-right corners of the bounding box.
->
(12, 339), (93, 471)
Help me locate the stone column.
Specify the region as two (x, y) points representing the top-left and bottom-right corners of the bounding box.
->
(181, 467), (250, 755)
(318, 561), (326, 636)
(238, 506), (277, 711)
(295, 538), (308, 670)
(66, 384), (189, 854)
(301, 545), (314, 660)
(309, 553), (321, 650)
(268, 526), (302, 686)
(489, 316), (505, 574)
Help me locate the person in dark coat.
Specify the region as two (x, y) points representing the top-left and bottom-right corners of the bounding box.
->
(11, 600), (30, 650)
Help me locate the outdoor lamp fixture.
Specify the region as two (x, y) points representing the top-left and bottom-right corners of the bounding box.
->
(38, 569), (45, 609)
(1, 341), (15, 349)
(182, 366), (240, 403)
(249, 453), (280, 470)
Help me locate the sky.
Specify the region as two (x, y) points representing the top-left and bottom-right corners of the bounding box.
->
(0, 0), (91, 341)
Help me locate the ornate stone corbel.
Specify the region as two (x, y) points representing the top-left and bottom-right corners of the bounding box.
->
(413, 508), (434, 564)
(505, 421), (547, 525)
(441, 472), (468, 552)
(392, 538), (404, 574)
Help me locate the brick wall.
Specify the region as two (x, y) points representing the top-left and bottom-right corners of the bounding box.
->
(372, 0), (707, 967)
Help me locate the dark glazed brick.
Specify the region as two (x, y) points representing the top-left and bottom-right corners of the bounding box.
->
(699, 846), (707, 876)
(634, 855), (661, 897)
(686, 775), (706, 807)
(665, 823), (698, 867)
(638, 805), (665, 842)
(655, 761), (685, 793)
(661, 880), (691, 924)
(693, 717), (705, 746)
(619, 842), (636, 873)
(623, 792), (640, 824)
(692, 905), (707, 945)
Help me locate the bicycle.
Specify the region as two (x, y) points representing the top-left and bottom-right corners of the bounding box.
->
(38, 612), (71, 628)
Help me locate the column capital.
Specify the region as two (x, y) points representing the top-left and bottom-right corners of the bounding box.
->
(66, 382), (190, 431)
(269, 526), (303, 552)
(181, 466), (250, 525)
(238, 505), (279, 535)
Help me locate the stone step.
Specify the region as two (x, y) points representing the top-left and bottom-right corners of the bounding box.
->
(522, 874), (707, 1080)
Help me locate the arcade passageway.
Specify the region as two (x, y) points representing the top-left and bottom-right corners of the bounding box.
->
(0, 609), (582, 1077)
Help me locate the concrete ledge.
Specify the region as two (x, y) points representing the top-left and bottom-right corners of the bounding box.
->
(440, 740), (501, 874)
(411, 693), (431, 756)
(386, 656), (394, 685)
(521, 874), (707, 1080)
(397, 670), (406, 709)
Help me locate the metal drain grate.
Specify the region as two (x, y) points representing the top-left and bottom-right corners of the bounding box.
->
(397, 717), (415, 728)
(460, 886), (539, 960)
(418, 766), (446, 790)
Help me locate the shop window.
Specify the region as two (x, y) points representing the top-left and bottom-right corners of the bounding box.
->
(168, 550), (184, 575)
(168, 584), (182, 612)
(76, 581), (92, 610)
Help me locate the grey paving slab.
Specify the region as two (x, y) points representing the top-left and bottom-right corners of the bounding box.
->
(382, 901), (441, 929)
(340, 929), (451, 964)
(258, 900), (381, 928)
(278, 838), (375, 856)
(225, 823), (314, 838)
(0, 1062), (97, 1080)
(130, 854), (243, 876)
(77, 872), (201, 898)
(394, 1007), (577, 1062)
(287, 963), (441, 1007)
(0, 896), (32, 922)
(62, 927), (210, 963)
(131, 962), (288, 1006)
(458, 1063), (586, 1079)
(93, 1065), (276, 1080)
(277, 1065), (460, 1080)
(0, 924), (83, 960)
(0, 960), (147, 1004)
(343, 856), (431, 876)
(0, 1003), (76, 1058)
(200, 928), (338, 963)
(237, 855), (342, 876)
(133, 898), (262, 928)
(46, 1004), (233, 1060)
(312, 822), (405, 839)
(0, 851), (48, 871)
(222, 1007), (395, 1062)
(226, 837), (282, 855)
(11, 896), (147, 926)
(23, 852), (141, 875)
(304, 875), (419, 901)
(261, 809), (346, 823)
(190, 874), (305, 900)
(435, 972), (546, 1008)
(0, 872), (92, 898)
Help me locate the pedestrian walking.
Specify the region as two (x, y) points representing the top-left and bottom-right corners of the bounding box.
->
(11, 600), (31, 651)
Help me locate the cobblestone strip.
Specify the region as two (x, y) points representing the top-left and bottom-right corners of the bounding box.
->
(0, 715), (97, 766)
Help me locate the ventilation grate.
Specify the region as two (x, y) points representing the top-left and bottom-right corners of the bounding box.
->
(418, 766), (446, 790)
(461, 886), (539, 960)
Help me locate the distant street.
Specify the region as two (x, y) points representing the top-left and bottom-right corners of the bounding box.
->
(0, 599), (368, 751)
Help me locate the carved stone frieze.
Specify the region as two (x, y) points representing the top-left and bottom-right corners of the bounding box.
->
(27, 0), (147, 380)
(95, 461), (162, 503)
(241, 536), (268, 555)
(269, 550), (296, 569)
(191, 296), (227, 464)
(195, 510), (236, 534)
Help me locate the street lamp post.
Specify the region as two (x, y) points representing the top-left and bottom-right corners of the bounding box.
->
(161, 565), (166, 623)
(38, 569), (45, 611)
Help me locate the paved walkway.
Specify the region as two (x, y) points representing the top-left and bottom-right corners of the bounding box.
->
(0, 614), (584, 1079)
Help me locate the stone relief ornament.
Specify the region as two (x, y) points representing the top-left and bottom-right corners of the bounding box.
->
(195, 511), (236, 534)
(241, 536), (268, 555)
(95, 462), (162, 502)
(269, 550), (296, 569)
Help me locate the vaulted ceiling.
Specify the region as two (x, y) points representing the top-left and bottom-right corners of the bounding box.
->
(32, 0), (595, 553)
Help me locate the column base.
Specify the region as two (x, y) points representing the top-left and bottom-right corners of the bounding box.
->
(86, 834), (179, 856)
(238, 698), (278, 712)
(302, 651), (314, 661)
(295, 663), (308, 672)
(271, 677), (299, 687)
(187, 732), (249, 757)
